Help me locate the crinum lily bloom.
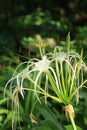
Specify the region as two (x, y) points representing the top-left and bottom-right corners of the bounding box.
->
(52, 47), (87, 105)
(4, 55), (60, 103)
(4, 61), (31, 99)
(26, 55), (60, 102)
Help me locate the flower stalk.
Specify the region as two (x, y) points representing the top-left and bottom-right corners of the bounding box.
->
(69, 114), (77, 130)
(65, 104), (77, 130)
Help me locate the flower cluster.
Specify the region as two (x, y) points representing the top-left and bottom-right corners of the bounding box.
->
(4, 45), (87, 105)
(4, 33), (87, 130)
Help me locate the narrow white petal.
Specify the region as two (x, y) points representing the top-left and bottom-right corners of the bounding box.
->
(49, 67), (60, 91)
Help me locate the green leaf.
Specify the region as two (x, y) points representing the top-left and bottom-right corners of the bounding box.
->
(65, 125), (82, 130)
(0, 98), (9, 105)
(0, 109), (9, 114)
(31, 120), (65, 130)
(36, 103), (65, 130)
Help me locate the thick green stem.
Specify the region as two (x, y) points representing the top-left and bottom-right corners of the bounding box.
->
(69, 114), (77, 130)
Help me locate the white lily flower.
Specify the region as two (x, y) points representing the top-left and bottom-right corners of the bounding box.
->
(34, 56), (50, 72)
(4, 62), (31, 99)
(26, 56), (60, 102)
(56, 52), (66, 63)
(32, 56), (51, 102)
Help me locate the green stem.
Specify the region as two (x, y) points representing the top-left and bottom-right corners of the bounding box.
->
(69, 114), (77, 130)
